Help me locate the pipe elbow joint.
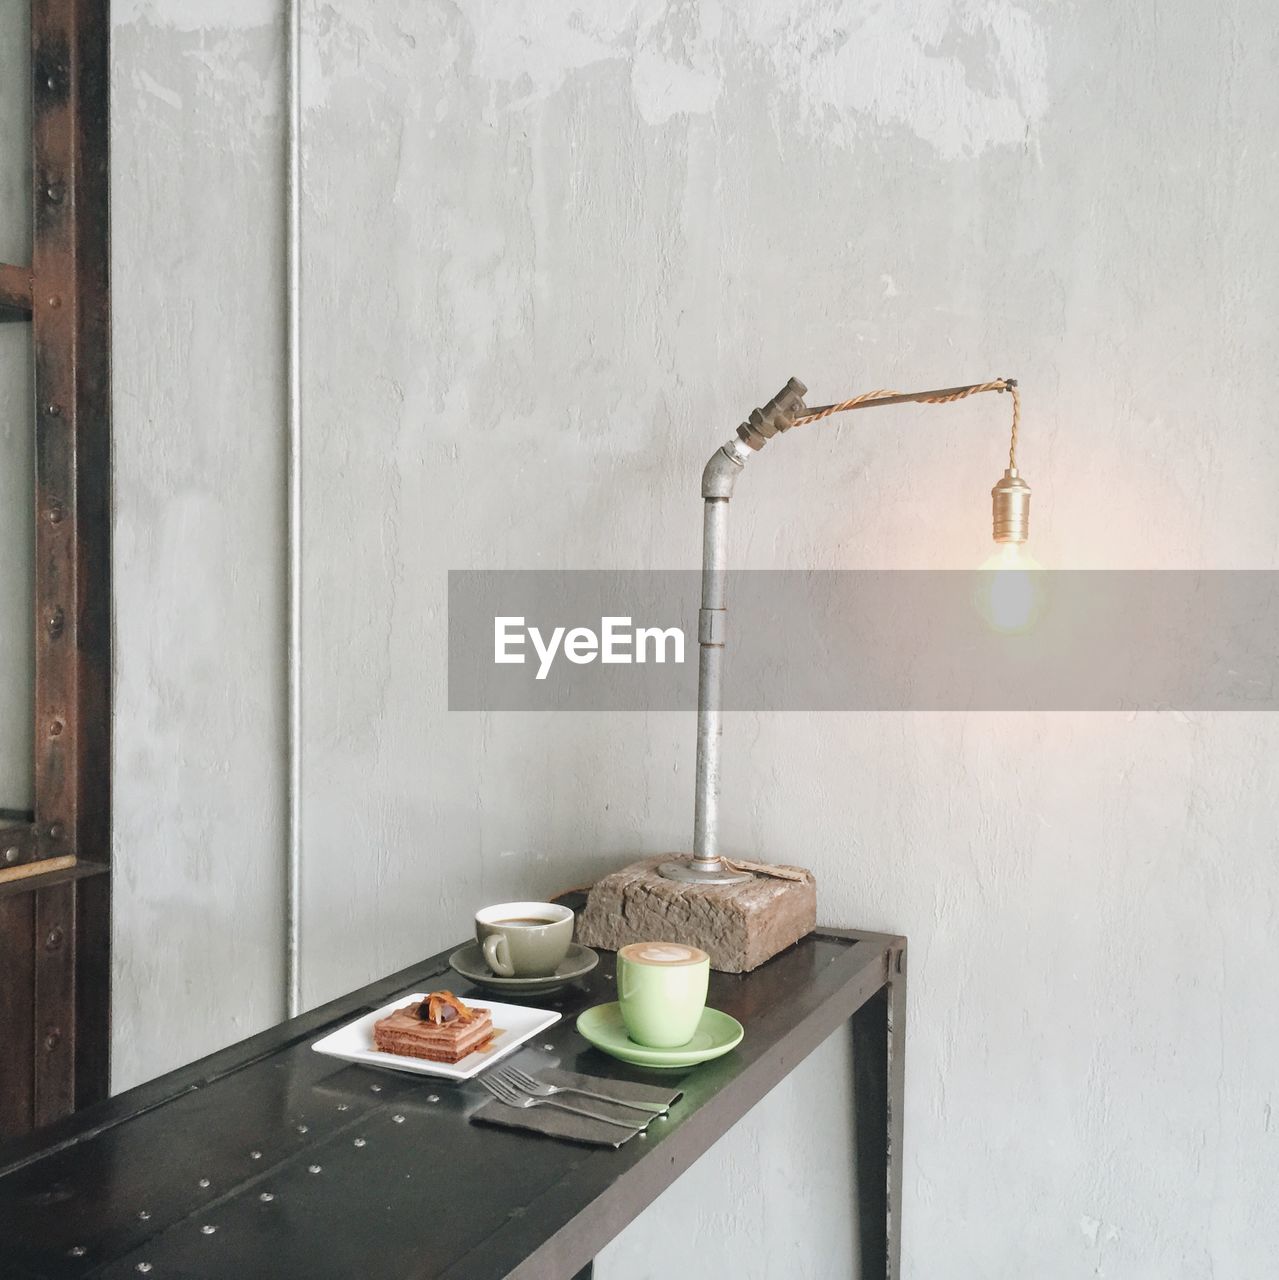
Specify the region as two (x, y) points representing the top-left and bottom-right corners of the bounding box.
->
(702, 438), (749, 498)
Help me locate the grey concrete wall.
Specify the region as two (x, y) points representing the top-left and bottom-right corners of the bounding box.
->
(99, 3), (1279, 1278)
(110, 2), (288, 1088)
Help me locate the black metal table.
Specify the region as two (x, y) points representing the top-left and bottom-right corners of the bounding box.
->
(0, 925), (906, 1280)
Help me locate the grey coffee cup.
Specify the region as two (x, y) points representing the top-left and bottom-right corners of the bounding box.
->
(474, 901), (574, 978)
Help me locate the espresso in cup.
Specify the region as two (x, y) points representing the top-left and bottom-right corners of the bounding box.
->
(475, 901), (573, 978)
(617, 941), (710, 1048)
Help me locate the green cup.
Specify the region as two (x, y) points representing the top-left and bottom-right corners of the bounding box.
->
(617, 941), (710, 1048)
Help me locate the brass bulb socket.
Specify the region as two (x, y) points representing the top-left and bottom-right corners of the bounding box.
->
(992, 467), (1031, 543)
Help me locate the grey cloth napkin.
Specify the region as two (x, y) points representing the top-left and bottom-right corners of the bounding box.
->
(471, 1068), (683, 1148)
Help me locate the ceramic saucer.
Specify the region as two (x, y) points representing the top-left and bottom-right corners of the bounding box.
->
(576, 1002), (744, 1069)
(449, 941), (599, 996)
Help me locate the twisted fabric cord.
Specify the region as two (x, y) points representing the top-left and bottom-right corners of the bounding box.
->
(793, 378), (1021, 468)
(1007, 381), (1020, 469)
(791, 389), (902, 424)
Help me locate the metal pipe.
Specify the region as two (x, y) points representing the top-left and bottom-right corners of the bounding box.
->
(659, 378), (808, 886)
(659, 439), (755, 886)
(285, 0), (303, 1018)
(692, 495), (729, 865)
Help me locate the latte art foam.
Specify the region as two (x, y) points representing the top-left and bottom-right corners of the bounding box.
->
(620, 941), (708, 966)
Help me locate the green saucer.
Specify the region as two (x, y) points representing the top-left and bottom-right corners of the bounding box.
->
(576, 1002), (744, 1069)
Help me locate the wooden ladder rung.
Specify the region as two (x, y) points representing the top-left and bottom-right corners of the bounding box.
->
(0, 261), (33, 315)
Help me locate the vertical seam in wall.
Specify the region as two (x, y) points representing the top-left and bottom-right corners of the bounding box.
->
(285, 0), (303, 1018)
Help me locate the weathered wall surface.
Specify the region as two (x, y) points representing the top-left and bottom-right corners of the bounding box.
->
(110, 1), (288, 1088)
(105, 3), (1279, 1278)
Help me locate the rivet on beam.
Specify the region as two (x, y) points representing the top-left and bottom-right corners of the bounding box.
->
(43, 1027), (62, 1052)
(47, 607), (65, 637)
(45, 927), (65, 951)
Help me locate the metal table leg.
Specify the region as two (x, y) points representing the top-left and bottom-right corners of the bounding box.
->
(850, 941), (907, 1279)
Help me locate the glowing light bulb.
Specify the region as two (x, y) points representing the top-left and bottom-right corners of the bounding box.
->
(976, 541), (1044, 633)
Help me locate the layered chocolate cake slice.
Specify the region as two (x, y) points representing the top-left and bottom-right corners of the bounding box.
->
(373, 991), (494, 1064)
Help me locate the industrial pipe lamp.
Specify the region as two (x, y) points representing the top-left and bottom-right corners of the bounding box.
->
(659, 375), (1031, 886)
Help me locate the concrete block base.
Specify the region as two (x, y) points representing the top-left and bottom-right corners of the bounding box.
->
(576, 855), (817, 973)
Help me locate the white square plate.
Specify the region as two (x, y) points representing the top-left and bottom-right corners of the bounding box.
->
(311, 993), (561, 1082)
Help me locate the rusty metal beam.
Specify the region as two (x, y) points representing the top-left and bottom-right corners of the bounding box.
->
(26, 0), (83, 1133)
(0, 822), (69, 870)
(0, 0), (113, 1138)
(67, 0), (113, 1114)
(23, 0), (113, 875)
(33, 0), (84, 869)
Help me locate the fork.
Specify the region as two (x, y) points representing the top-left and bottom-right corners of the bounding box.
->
(479, 1072), (645, 1129)
(497, 1066), (669, 1115)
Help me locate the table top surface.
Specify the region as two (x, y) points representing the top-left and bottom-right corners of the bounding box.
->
(0, 923), (900, 1280)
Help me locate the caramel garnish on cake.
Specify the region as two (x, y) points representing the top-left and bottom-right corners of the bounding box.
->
(422, 991), (476, 1025)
